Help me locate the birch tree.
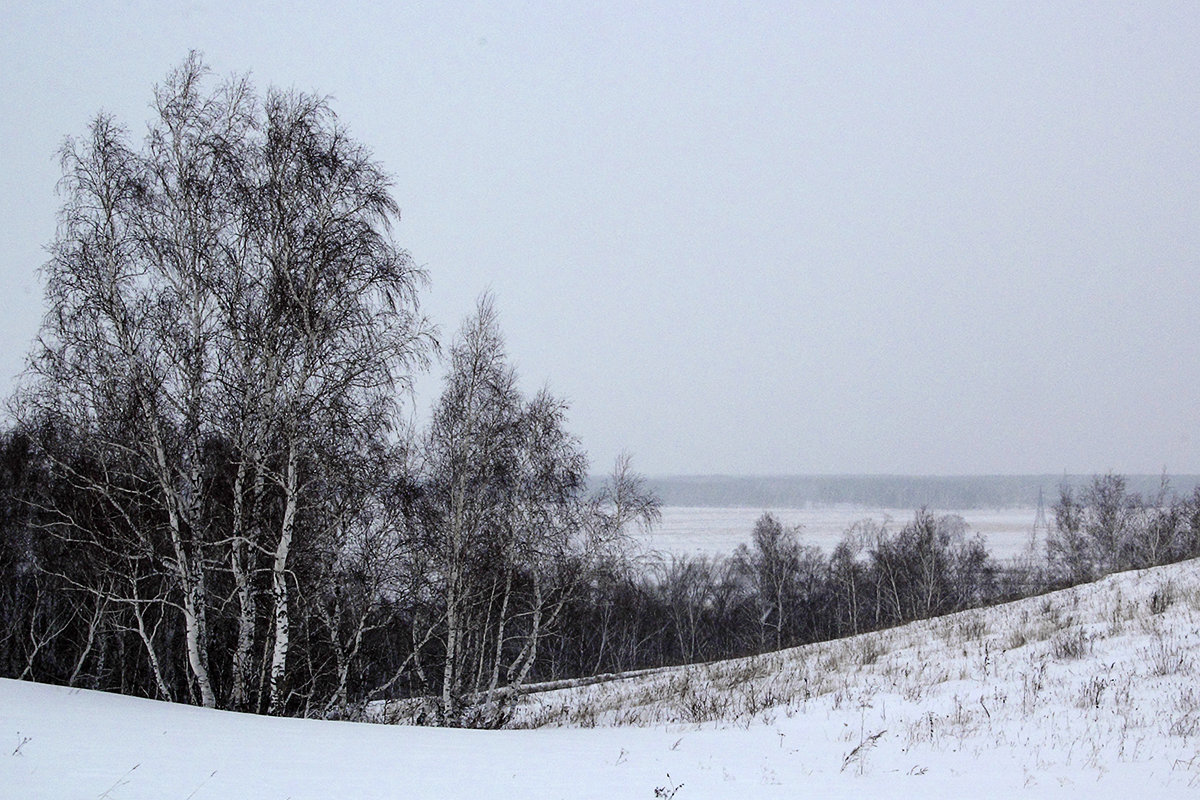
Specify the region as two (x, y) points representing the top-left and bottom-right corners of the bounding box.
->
(415, 298), (657, 725)
(244, 86), (431, 714)
(18, 54), (431, 711)
(21, 60), (248, 705)
(734, 513), (802, 650)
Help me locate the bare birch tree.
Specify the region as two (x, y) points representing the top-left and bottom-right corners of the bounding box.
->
(18, 54), (431, 712)
(414, 298), (657, 725)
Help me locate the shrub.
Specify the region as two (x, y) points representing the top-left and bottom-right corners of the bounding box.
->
(1051, 630), (1091, 660)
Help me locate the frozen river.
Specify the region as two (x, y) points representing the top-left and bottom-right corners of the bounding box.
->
(639, 506), (1042, 561)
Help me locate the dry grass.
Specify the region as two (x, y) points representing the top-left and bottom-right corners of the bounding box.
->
(508, 558), (1200, 787)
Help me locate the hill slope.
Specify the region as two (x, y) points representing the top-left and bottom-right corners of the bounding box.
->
(4, 561), (1200, 798)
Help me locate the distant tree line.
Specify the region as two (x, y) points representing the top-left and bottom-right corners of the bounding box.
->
(648, 474), (1200, 510)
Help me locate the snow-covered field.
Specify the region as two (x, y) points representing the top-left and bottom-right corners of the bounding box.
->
(4, 560), (1200, 798)
(647, 506), (1040, 560)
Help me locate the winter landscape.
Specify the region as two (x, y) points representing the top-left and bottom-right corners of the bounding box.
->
(4, 3), (1200, 799)
(5, 559), (1200, 798)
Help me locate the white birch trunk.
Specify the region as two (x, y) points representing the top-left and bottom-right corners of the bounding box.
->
(268, 441), (299, 714)
(228, 456), (257, 710)
(441, 487), (465, 721)
(150, 420), (216, 709)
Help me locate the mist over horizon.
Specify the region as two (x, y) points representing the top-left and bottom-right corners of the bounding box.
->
(638, 473), (1200, 510)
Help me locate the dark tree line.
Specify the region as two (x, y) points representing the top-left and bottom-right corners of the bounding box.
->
(6, 396), (1200, 725)
(0, 417), (1003, 715)
(537, 509), (1001, 677)
(537, 479), (1200, 678)
(0, 419), (631, 718)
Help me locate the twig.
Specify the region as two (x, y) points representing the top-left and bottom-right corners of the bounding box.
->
(841, 729), (887, 773)
(98, 763), (139, 799)
(185, 769), (218, 800)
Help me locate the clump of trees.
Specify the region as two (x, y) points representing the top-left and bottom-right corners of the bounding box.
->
(11, 53), (435, 715)
(394, 298), (659, 725)
(1048, 474), (1200, 583)
(0, 56), (656, 726)
(539, 482), (1200, 679)
(539, 509), (1001, 677)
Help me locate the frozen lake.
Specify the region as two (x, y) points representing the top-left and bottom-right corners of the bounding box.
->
(639, 506), (1043, 561)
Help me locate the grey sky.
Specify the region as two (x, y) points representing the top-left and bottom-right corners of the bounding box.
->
(2, 2), (1198, 475)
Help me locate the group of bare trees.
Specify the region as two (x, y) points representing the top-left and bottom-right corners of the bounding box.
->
(533, 510), (1002, 678)
(542, 485), (1200, 678)
(0, 56), (658, 725)
(1047, 474), (1200, 583)
(7, 54), (432, 714)
(392, 299), (658, 725)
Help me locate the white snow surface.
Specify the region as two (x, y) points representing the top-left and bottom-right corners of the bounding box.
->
(648, 506), (1041, 560)
(5, 560), (1200, 798)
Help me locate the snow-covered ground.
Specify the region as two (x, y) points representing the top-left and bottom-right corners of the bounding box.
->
(4, 560), (1200, 798)
(647, 506), (1041, 560)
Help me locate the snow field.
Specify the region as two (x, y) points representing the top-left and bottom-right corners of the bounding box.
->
(648, 506), (1041, 560)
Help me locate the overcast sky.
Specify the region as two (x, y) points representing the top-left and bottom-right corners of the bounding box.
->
(2, 2), (1198, 476)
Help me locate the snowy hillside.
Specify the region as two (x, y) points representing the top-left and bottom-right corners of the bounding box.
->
(5, 560), (1200, 798)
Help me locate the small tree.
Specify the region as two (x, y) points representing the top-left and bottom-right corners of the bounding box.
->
(1048, 475), (1150, 582)
(734, 513), (803, 650)
(830, 519), (876, 636)
(413, 297), (657, 725)
(1048, 484), (1091, 582)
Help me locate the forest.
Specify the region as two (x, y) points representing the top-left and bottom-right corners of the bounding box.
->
(3, 56), (1200, 729)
